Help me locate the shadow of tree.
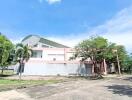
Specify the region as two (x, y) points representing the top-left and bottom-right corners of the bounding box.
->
(0, 74), (14, 77)
(106, 85), (132, 97)
(123, 77), (132, 82)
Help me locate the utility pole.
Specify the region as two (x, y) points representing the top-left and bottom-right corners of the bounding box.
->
(103, 59), (107, 75)
(116, 52), (121, 75)
(113, 49), (121, 75)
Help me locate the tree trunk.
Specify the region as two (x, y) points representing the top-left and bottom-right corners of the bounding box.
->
(1, 68), (4, 75)
(93, 61), (100, 76)
(19, 72), (22, 80)
(103, 59), (107, 75)
(116, 54), (121, 75)
(96, 62), (103, 78)
(18, 60), (25, 81)
(18, 62), (22, 81)
(92, 63), (95, 75)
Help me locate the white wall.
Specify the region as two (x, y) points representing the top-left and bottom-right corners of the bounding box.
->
(24, 48), (93, 76)
(23, 62), (92, 76)
(42, 49), (65, 61)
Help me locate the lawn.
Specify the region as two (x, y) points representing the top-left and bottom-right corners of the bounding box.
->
(0, 70), (66, 92)
(0, 79), (62, 92)
(0, 69), (14, 75)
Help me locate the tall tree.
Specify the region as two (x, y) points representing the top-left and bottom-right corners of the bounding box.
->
(0, 35), (14, 74)
(106, 44), (127, 74)
(73, 36), (127, 76)
(74, 36), (108, 76)
(15, 43), (32, 80)
(121, 53), (132, 73)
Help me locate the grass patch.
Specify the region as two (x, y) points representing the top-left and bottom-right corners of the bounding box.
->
(0, 70), (14, 76)
(0, 79), (62, 92)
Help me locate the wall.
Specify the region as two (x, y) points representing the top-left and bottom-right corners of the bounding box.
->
(31, 48), (75, 61)
(43, 49), (65, 61)
(22, 62), (92, 76)
(20, 48), (92, 76)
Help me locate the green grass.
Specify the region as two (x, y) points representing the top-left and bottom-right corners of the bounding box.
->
(0, 70), (14, 75)
(0, 79), (62, 92)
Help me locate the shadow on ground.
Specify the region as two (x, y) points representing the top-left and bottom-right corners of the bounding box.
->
(0, 74), (14, 77)
(106, 85), (132, 97)
(123, 77), (132, 82)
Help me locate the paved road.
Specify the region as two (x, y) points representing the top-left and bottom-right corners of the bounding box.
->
(0, 76), (132, 100)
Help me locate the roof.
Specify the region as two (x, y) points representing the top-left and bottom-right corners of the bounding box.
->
(22, 35), (38, 42)
(39, 38), (69, 48)
(22, 35), (69, 48)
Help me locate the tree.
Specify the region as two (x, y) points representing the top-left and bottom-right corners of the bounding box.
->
(74, 36), (109, 76)
(0, 35), (14, 74)
(15, 43), (32, 80)
(122, 53), (132, 73)
(104, 43), (127, 74)
(73, 36), (127, 76)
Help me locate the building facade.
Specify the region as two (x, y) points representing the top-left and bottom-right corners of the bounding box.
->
(21, 35), (93, 76)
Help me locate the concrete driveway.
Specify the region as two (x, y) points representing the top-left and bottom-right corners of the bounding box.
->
(0, 75), (132, 100)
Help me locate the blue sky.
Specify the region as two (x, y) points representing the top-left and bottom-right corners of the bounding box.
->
(0, 0), (132, 52)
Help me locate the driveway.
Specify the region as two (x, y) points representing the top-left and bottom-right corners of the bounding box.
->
(0, 75), (132, 100)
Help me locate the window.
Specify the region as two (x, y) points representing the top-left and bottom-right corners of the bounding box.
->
(53, 58), (56, 61)
(33, 44), (38, 47)
(42, 45), (49, 48)
(31, 50), (43, 58)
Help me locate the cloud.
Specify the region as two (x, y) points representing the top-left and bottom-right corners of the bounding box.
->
(47, 6), (132, 53)
(90, 6), (132, 53)
(45, 0), (61, 4)
(90, 6), (132, 35)
(11, 38), (23, 44)
(47, 33), (87, 47)
(38, 0), (43, 3)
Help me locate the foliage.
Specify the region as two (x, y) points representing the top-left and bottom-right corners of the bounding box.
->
(0, 34), (14, 73)
(15, 43), (32, 80)
(105, 43), (127, 63)
(73, 36), (128, 74)
(15, 43), (32, 62)
(74, 36), (108, 61)
(122, 54), (132, 73)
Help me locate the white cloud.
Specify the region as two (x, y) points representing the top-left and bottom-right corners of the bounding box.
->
(45, 0), (61, 4)
(11, 38), (22, 44)
(38, 0), (43, 3)
(91, 6), (132, 53)
(47, 34), (86, 47)
(47, 6), (132, 53)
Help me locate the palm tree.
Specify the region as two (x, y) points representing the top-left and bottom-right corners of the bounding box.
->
(15, 43), (32, 80)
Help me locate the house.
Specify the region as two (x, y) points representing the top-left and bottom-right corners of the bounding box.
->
(21, 35), (93, 76)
